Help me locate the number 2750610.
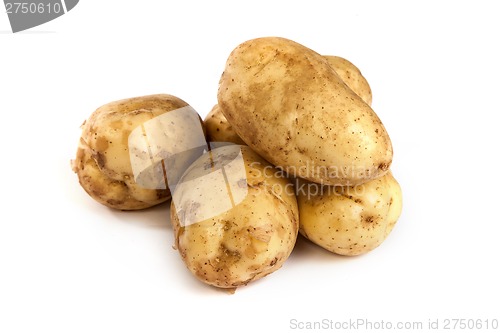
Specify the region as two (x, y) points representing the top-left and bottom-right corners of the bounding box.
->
(5, 2), (62, 14)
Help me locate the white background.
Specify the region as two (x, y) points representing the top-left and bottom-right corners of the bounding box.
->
(1, 1), (499, 332)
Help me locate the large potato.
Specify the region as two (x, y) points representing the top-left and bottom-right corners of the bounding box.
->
(324, 55), (372, 106)
(73, 94), (207, 210)
(171, 145), (299, 289)
(206, 55), (372, 145)
(218, 37), (393, 186)
(297, 172), (402, 255)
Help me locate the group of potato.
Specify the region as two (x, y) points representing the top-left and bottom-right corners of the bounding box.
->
(73, 37), (402, 291)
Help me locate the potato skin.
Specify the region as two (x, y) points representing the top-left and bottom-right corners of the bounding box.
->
(204, 104), (247, 145)
(170, 145), (299, 289)
(297, 172), (402, 256)
(206, 55), (372, 145)
(218, 37), (393, 186)
(73, 94), (198, 210)
(324, 56), (372, 106)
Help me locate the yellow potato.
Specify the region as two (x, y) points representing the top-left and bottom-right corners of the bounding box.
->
(218, 37), (393, 186)
(72, 94), (206, 210)
(171, 145), (299, 289)
(206, 55), (372, 145)
(297, 171), (402, 255)
(204, 104), (246, 145)
(324, 55), (372, 106)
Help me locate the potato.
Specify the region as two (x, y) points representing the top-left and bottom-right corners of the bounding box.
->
(204, 104), (246, 145)
(206, 55), (372, 145)
(218, 37), (393, 186)
(324, 55), (372, 106)
(170, 145), (299, 289)
(72, 94), (207, 210)
(297, 171), (402, 255)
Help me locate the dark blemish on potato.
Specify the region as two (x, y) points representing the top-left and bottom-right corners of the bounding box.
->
(94, 152), (106, 169)
(354, 198), (362, 204)
(365, 216), (374, 223)
(296, 147), (306, 154)
(156, 189), (170, 200)
(89, 186), (103, 197)
(222, 220), (233, 231)
(107, 199), (124, 206)
(378, 163), (389, 171)
(220, 244), (242, 261)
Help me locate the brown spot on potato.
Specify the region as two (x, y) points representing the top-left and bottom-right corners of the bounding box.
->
(220, 244), (242, 261)
(95, 137), (109, 151)
(270, 257), (278, 266)
(222, 220), (235, 231)
(156, 189), (169, 200)
(378, 162), (389, 171)
(107, 199), (124, 206)
(94, 152), (106, 169)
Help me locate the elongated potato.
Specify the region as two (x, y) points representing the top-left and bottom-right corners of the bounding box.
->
(297, 171), (402, 255)
(73, 94), (206, 210)
(206, 55), (372, 145)
(171, 145), (298, 289)
(218, 37), (392, 186)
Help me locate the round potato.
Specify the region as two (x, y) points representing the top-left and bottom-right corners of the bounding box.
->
(218, 37), (393, 186)
(204, 104), (247, 145)
(171, 145), (299, 289)
(297, 171), (402, 256)
(72, 94), (206, 210)
(324, 55), (372, 106)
